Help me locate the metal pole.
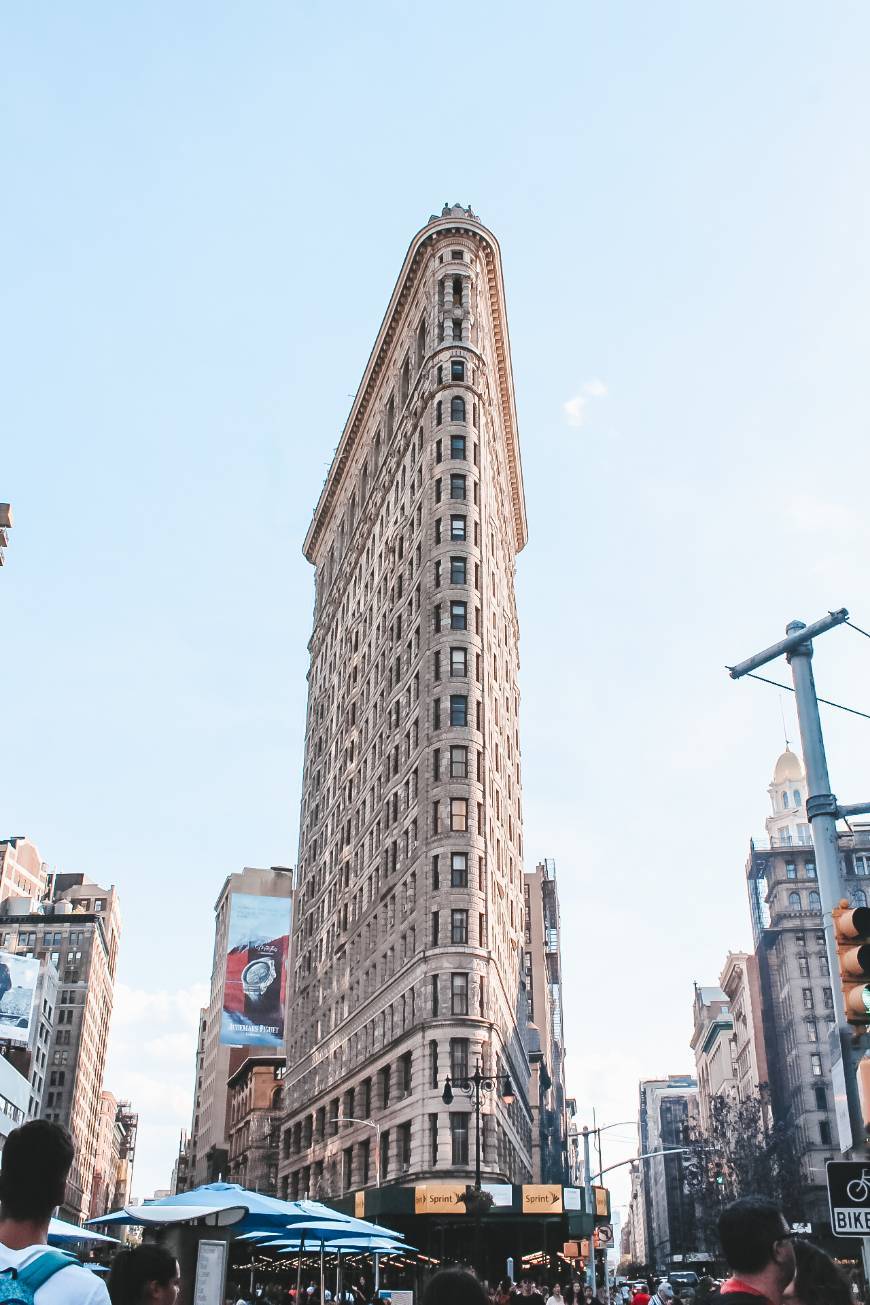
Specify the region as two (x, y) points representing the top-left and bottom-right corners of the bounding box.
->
(296, 1233), (305, 1302)
(475, 1070), (482, 1190)
(374, 1252), (380, 1296)
(786, 621), (866, 1153)
(320, 1241), (325, 1305)
(583, 1127), (597, 1295)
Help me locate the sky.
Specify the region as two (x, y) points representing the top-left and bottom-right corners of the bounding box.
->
(3, 2), (870, 1213)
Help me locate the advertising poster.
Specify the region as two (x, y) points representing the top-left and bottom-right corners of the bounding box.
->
(220, 893), (291, 1047)
(0, 950), (39, 1046)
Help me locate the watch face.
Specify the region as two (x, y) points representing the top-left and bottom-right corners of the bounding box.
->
(242, 958), (276, 995)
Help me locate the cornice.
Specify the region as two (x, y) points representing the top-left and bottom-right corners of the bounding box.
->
(303, 213), (527, 564)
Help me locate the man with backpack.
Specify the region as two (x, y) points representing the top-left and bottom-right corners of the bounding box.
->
(0, 1119), (109, 1303)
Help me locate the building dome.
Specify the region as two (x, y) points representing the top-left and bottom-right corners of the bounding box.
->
(773, 747), (804, 784)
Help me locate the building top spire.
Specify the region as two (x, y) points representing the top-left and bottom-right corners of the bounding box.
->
(427, 202), (481, 223)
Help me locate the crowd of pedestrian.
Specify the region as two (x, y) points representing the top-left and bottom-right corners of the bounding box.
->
(0, 1125), (861, 1305)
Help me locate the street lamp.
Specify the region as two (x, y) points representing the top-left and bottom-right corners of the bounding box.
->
(441, 1061), (515, 1191)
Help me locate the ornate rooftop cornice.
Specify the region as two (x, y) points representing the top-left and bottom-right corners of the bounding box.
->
(303, 208), (527, 563)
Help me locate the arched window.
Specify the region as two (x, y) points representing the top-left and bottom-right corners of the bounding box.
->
(435, 401), (443, 427)
(788, 892), (801, 910)
(808, 891), (821, 911)
(450, 396), (466, 423)
(853, 889), (868, 908)
(782, 792), (789, 809)
(794, 789), (801, 806)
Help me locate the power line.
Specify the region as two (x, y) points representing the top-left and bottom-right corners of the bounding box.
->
(844, 618), (870, 642)
(742, 671), (870, 723)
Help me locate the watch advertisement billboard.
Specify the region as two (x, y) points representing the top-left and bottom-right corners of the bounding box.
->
(221, 893), (291, 1047)
(0, 950), (39, 1046)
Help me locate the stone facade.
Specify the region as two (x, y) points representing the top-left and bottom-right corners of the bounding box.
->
(524, 859), (567, 1183)
(718, 950), (767, 1108)
(690, 985), (734, 1133)
(227, 1055), (285, 1194)
(278, 207), (531, 1201)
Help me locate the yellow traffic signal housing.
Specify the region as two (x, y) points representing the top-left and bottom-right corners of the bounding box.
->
(857, 1056), (870, 1132)
(832, 901), (870, 1027)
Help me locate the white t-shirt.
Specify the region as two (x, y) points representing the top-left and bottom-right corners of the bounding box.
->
(0, 1243), (110, 1304)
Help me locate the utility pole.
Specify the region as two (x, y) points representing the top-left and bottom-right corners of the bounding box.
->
(730, 609), (870, 1273)
(583, 1126), (597, 1295)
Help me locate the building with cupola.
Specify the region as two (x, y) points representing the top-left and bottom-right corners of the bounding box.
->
(745, 746), (870, 1234)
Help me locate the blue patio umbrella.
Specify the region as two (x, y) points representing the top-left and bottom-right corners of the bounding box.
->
(48, 1218), (119, 1245)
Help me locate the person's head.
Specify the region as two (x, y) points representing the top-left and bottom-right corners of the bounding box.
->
(108, 1245), (181, 1305)
(584, 1290), (594, 1302)
(787, 1239), (851, 1305)
(423, 1269), (488, 1305)
(718, 1197), (795, 1288)
(0, 1119), (74, 1222)
(656, 1288), (673, 1303)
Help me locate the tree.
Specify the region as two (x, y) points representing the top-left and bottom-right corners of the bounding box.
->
(684, 1086), (805, 1253)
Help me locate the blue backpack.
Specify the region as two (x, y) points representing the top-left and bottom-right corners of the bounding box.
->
(0, 1249), (80, 1304)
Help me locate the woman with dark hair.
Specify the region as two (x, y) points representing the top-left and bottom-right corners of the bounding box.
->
(108, 1245), (181, 1305)
(784, 1240), (851, 1305)
(423, 1268), (488, 1305)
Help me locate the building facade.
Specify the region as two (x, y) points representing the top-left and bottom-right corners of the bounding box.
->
(278, 206), (531, 1203)
(523, 858), (567, 1183)
(718, 951), (768, 1107)
(0, 836), (48, 904)
(690, 986), (734, 1133)
(637, 1075), (699, 1273)
(0, 869), (121, 1222)
(744, 747), (866, 1227)
(227, 1056), (285, 1195)
(188, 867), (293, 1187)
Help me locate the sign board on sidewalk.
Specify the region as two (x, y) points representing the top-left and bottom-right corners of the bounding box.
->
(193, 1240), (227, 1305)
(826, 1160), (870, 1236)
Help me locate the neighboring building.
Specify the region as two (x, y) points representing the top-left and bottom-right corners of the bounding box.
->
(171, 1131), (191, 1195)
(627, 1159), (648, 1267)
(227, 1056), (285, 1194)
(111, 1099), (138, 1211)
(0, 504), (12, 567)
(0, 836), (48, 904)
(0, 1054), (29, 1152)
(0, 870), (121, 1222)
(1, 955), (59, 1119)
(188, 866), (293, 1188)
(565, 1097), (582, 1187)
(279, 206), (532, 1203)
(689, 985), (734, 1132)
(524, 858), (567, 1183)
(637, 1075), (699, 1273)
(745, 747), (865, 1229)
(718, 951), (768, 1106)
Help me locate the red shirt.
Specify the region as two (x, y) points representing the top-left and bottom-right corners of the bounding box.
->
(632, 1295), (651, 1305)
(721, 1283), (770, 1301)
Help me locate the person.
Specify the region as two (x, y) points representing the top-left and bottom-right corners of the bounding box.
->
(783, 1240), (851, 1305)
(632, 1288), (651, 1305)
(547, 1287), (564, 1305)
(0, 1119), (110, 1304)
(713, 1196), (796, 1305)
(423, 1269), (489, 1304)
(108, 1246), (181, 1304)
(652, 1285), (674, 1305)
(512, 1282), (545, 1303)
(695, 1279), (715, 1303)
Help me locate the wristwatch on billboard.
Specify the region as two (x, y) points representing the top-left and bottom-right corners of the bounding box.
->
(241, 957), (276, 1002)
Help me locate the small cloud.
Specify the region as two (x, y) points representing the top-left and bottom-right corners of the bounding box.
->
(562, 379), (608, 427)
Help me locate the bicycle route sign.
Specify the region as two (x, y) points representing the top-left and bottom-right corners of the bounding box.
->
(826, 1161), (870, 1236)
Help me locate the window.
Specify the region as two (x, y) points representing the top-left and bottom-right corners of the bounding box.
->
(823, 987), (834, 1008)
(431, 912), (440, 946)
(856, 856), (870, 878)
(451, 910), (468, 944)
(811, 1053), (823, 1077)
(450, 799), (468, 832)
(430, 1040), (439, 1089)
(450, 1038), (469, 1081)
(806, 861), (817, 879)
(380, 1129), (390, 1179)
(433, 698), (441, 728)
(343, 1146), (354, 1191)
(450, 556), (467, 585)
(451, 973), (468, 1015)
(789, 892), (801, 910)
(434, 605), (442, 633)
(450, 647), (467, 678)
(814, 1084), (827, 1110)
(450, 474), (466, 501)
(434, 560), (442, 588)
(853, 889), (868, 908)
(782, 792), (789, 808)
(806, 1019), (819, 1043)
(809, 891), (821, 911)
(450, 397), (466, 423)
(436, 401), (443, 426)
(451, 359), (465, 381)
(450, 515), (466, 541)
(450, 433), (466, 460)
(450, 1113), (469, 1165)
(450, 695), (468, 726)
(451, 853), (468, 888)
(450, 746), (468, 778)
(820, 1119), (832, 1146)
(361, 1138), (371, 1185)
(794, 789), (801, 807)
(432, 855), (440, 891)
(786, 862), (797, 880)
(380, 1065), (391, 1109)
(450, 602), (467, 631)
(802, 988), (814, 1010)
(798, 955), (810, 977)
(451, 249), (463, 261)
(429, 1113), (439, 1167)
(399, 1121), (412, 1171)
(399, 1052), (412, 1096)
(431, 975), (439, 1016)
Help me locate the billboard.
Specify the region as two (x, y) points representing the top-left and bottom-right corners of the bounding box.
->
(0, 950), (39, 1046)
(220, 893), (291, 1048)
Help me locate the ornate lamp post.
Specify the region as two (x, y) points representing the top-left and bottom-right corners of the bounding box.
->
(441, 1061), (515, 1193)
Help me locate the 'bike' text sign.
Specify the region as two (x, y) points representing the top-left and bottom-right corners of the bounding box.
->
(826, 1161), (870, 1236)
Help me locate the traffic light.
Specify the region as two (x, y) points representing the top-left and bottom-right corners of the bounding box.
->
(832, 901), (870, 1027)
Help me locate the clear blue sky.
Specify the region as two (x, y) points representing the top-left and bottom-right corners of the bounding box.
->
(4, 2), (870, 1208)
